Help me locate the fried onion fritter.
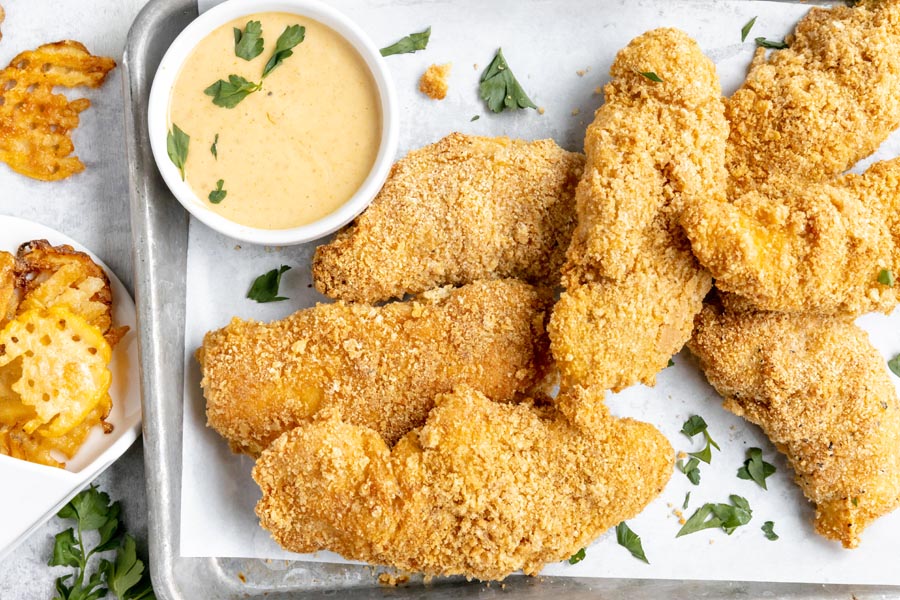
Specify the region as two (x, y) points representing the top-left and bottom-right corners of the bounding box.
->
(0, 40), (116, 181)
(548, 28), (723, 391)
(253, 385), (672, 581)
(681, 157), (900, 315)
(726, 0), (900, 197)
(312, 133), (584, 303)
(199, 279), (555, 456)
(688, 304), (900, 548)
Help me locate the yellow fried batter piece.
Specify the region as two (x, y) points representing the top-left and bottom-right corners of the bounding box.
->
(254, 385), (672, 581)
(726, 0), (900, 196)
(419, 63), (451, 100)
(16, 240), (127, 346)
(682, 157), (900, 315)
(549, 29), (723, 391)
(0, 251), (17, 328)
(312, 133), (584, 303)
(199, 279), (555, 455)
(0, 41), (116, 181)
(688, 304), (900, 548)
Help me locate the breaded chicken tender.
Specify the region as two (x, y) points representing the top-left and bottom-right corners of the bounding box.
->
(726, 0), (900, 197)
(0, 252), (17, 328)
(312, 133), (584, 303)
(549, 29), (724, 391)
(688, 304), (900, 548)
(682, 157), (900, 315)
(253, 385), (673, 581)
(198, 279), (554, 455)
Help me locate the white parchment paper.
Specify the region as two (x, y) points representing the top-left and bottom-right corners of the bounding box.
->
(179, 0), (900, 585)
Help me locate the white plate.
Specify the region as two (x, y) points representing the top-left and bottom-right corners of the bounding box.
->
(0, 215), (141, 562)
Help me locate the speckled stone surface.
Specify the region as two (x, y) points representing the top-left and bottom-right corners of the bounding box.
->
(0, 0), (150, 597)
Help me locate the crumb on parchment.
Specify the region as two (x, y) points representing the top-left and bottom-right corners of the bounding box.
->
(419, 63), (452, 100)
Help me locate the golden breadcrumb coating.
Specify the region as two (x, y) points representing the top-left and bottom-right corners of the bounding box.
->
(419, 63), (451, 100)
(312, 133), (584, 303)
(726, 0), (900, 197)
(198, 279), (554, 455)
(0, 252), (16, 328)
(253, 385), (673, 581)
(549, 28), (723, 390)
(682, 157), (900, 315)
(688, 304), (900, 548)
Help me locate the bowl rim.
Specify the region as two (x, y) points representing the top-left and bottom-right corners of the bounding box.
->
(146, 0), (398, 245)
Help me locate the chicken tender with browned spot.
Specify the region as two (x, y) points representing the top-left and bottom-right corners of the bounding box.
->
(726, 0), (900, 196)
(198, 279), (554, 456)
(549, 28), (724, 391)
(253, 385), (673, 581)
(688, 304), (900, 548)
(312, 133), (584, 303)
(682, 157), (900, 316)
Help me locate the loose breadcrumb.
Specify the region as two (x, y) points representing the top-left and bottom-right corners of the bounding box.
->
(419, 63), (451, 100)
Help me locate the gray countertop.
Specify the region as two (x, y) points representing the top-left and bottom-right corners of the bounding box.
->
(0, 0), (151, 597)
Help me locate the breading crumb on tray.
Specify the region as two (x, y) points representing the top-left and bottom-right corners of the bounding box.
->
(419, 63), (451, 100)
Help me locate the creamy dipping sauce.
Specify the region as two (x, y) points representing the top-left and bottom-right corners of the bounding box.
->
(168, 13), (381, 230)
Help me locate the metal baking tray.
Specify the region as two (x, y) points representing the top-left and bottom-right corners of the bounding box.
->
(123, 0), (891, 597)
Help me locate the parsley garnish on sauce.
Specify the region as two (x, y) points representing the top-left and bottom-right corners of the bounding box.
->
(677, 495), (753, 537)
(248, 265), (291, 303)
(681, 415), (720, 464)
(50, 486), (155, 600)
(616, 522), (649, 564)
(204, 74), (263, 109)
(210, 133), (219, 159)
(737, 447), (776, 489)
(166, 124), (189, 181)
(741, 16), (757, 42)
(638, 70), (664, 83)
(380, 27), (431, 57)
(208, 179), (227, 204)
(234, 20), (264, 61)
(207, 25), (305, 108)
(755, 37), (788, 49)
(567, 547), (586, 564)
(761, 521), (779, 541)
(479, 48), (536, 113)
(878, 268), (895, 287)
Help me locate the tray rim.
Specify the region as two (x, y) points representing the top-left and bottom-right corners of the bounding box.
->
(122, 0), (899, 597)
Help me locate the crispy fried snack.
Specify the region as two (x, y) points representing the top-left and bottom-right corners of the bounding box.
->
(16, 240), (127, 346)
(682, 157), (900, 315)
(0, 251), (17, 328)
(688, 304), (900, 548)
(254, 385), (673, 581)
(0, 41), (115, 181)
(312, 133), (584, 303)
(548, 29), (723, 391)
(726, 0), (900, 197)
(199, 279), (555, 455)
(0, 306), (113, 468)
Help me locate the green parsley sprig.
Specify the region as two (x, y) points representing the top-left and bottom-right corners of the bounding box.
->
(208, 179), (227, 204)
(681, 415), (720, 464)
(677, 456), (701, 485)
(741, 16), (757, 42)
(234, 20), (264, 61)
(736, 447), (776, 489)
(166, 124), (189, 181)
(677, 495), (752, 537)
(761, 521), (778, 541)
(380, 27), (431, 57)
(755, 37), (788, 49)
(878, 268), (895, 287)
(479, 48), (536, 113)
(637, 70), (663, 83)
(567, 547), (586, 565)
(616, 522), (649, 564)
(248, 265), (291, 303)
(889, 354), (900, 378)
(49, 486), (155, 600)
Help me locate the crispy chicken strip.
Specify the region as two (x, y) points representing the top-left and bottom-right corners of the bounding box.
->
(198, 279), (554, 455)
(312, 133), (584, 303)
(253, 385), (673, 581)
(726, 0), (900, 197)
(682, 158), (900, 315)
(549, 29), (724, 391)
(688, 304), (900, 548)
(0, 252), (17, 328)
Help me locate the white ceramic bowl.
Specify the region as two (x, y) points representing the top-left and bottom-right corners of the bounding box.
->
(147, 0), (398, 245)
